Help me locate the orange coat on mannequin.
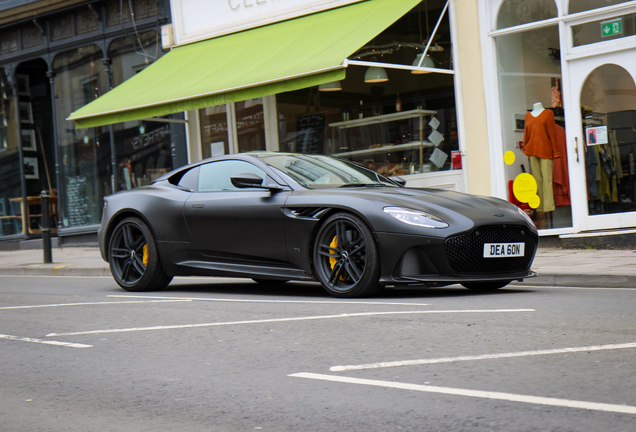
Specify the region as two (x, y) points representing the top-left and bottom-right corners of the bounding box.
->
(523, 103), (561, 160)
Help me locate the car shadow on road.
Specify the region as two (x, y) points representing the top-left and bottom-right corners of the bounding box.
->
(151, 279), (535, 300)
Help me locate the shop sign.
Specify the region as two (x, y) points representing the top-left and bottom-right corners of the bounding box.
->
(171, 0), (364, 45)
(125, 125), (171, 154)
(601, 18), (622, 38)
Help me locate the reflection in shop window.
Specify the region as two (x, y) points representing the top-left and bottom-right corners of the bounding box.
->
(200, 105), (229, 158)
(0, 68), (23, 237)
(580, 64), (636, 216)
(496, 25), (572, 229)
(496, 0), (557, 30)
(569, 0), (634, 14)
(572, 13), (635, 47)
(236, 98), (266, 153)
(53, 45), (107, 229)
(108, 31), (174, 190)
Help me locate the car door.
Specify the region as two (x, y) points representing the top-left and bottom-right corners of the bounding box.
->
(183, 159), (290, 264)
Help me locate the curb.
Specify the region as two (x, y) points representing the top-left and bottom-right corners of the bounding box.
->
(0, 267), (109, 277)
(515, 274), (636, 288)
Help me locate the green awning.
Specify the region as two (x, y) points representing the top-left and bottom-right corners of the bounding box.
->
(68, 0), (421, 129)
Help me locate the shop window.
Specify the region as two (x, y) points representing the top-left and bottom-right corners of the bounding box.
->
(276, 65), (459, 176)
(0, 68), (23, 237)
(348, 1), (453, 72)
(107, 31), (174, 190)
(496, 0), (557, 30)
(496, 25), (572, 229)
(572, 13), (635, 47)
(569, 0), (634, 14)
(53, 45), (107, 229)
(580, 64), (636, 216)
(134, 0), (159, 20)
(200, 105), (230, 158)
(236, 98), (266, 153)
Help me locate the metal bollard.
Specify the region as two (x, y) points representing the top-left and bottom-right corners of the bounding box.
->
(40, 190), (52, 264)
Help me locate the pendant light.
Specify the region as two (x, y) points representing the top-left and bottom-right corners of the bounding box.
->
(411, 53), (435, 74)
(318, 81), (342, 91)
(364, 58), (388, 83)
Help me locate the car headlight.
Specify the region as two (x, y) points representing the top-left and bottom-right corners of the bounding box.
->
(383, 207), (449, 228)
(517, 206), (534, 225)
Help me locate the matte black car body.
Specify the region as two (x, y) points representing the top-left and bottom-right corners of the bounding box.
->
(98, 153), (538, 297)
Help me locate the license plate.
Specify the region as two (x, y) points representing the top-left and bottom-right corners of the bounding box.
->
(483, 243), (525, 258)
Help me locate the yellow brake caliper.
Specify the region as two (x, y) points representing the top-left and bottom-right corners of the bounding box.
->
(329, 235), (348, 281)
(142, 244), (149, 266)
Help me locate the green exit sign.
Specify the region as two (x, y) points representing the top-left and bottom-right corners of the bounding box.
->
(601, 18), (622, 37)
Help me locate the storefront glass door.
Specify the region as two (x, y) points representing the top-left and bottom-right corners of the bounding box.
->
(566, 54), (636, 231)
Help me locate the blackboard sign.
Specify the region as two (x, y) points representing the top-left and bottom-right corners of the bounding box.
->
(295, 113), (325, 154)
(66, 176), (90, 227)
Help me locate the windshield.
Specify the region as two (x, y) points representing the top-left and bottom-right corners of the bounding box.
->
(260, 154), (400, 189)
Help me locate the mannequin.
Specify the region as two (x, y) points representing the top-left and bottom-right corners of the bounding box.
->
(524, 102), (560, 213)
(530, 102), (545, 117)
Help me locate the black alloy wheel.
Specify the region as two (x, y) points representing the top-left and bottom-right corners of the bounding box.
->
(108, 217), (172, 292)
(313, 213), (380, 297)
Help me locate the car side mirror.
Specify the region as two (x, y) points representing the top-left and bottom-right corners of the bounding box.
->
(231, 172), (283, 192)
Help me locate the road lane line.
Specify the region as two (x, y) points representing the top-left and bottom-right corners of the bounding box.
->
(0, 299), (192, 310)
(46, 309), (534, 337)
(330, 342), (636, 371)
(289, 372), (636, 415)
(107, 294), (432, 307)
(0, 334), (92, 348)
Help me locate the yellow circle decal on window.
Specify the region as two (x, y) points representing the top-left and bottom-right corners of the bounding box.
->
(528, 194), (541, 209)
(513, 173), (537, 203)
(504, 151), (516, 165)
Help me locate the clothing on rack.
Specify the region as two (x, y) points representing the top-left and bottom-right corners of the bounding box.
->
(530, 155), (556, 213)
(552, 125), (570, 207)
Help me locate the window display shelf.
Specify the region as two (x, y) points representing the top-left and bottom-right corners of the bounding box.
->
(333, 140), (433, 158)
(329, 109), (439, 175)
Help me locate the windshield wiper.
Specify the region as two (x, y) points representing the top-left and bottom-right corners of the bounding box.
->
(339, 183), (389, 188)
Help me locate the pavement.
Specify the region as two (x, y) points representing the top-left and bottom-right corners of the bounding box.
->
(0, 246), (635, 288)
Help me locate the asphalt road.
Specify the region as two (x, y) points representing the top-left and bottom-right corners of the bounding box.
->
(1, 275), (635, 432)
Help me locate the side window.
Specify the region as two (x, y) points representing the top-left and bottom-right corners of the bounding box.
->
(178, 166), (199, 191)
(198, 160), (267, 192)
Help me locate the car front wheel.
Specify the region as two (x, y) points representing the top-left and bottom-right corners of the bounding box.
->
(108, 217), (172, 292)
(313, 213), (381, 298)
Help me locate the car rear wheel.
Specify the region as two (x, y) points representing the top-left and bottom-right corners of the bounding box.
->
(461, 281), (511, 291)
(313, 213), (381, 297)
(108, 217), (172, 292)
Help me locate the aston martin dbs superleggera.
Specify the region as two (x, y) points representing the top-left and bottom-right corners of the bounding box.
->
(98, 152), (538, 297)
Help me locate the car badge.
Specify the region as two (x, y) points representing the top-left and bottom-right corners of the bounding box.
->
(494, 214), (504, 217)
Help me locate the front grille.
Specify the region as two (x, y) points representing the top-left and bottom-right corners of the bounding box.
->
(445, 225), (537, 274)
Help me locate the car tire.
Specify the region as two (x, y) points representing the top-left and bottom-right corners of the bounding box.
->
(461, 281), (511, 291)
(108, 216), (172, 292)
(313, 212), (381, 298)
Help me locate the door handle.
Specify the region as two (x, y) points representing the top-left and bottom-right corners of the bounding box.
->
(192, 204), (204, 209)
(574, 137), (580, 162)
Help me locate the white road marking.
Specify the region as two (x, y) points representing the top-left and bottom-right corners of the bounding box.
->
(108, 294), (432, 307)
(0, 299), (192, 310)
(46, 309), (534, 337)
(330, 342), (636, 371)
(514, 285), (636, 291)
(289, 372), (636, 415)
(0, 334), (92, 348)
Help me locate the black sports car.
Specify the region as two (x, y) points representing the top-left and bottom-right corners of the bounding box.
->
(98, 153), (538, 297)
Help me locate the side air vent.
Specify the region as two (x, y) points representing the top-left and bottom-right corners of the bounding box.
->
(395, 247), (438, 278)
(287, 207), (330, 220)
